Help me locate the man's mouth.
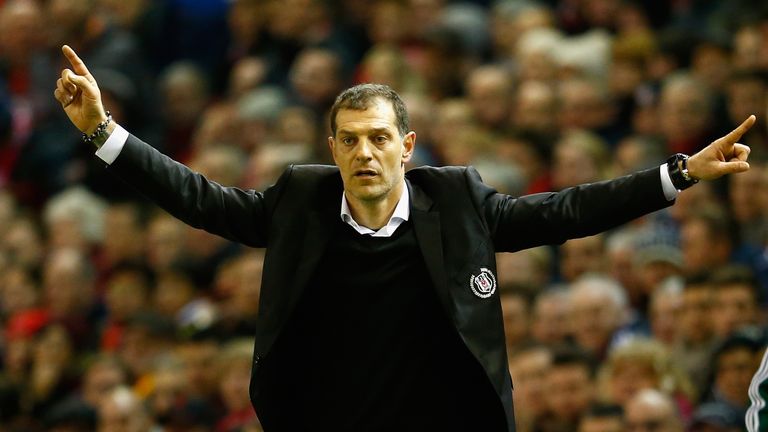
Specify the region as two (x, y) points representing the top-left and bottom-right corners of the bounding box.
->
(354, 169), (378, 178)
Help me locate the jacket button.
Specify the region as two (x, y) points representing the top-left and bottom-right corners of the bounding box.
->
(254, 354), (262, 365)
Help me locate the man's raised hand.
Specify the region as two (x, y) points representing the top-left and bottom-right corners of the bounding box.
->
(53, 45), (108, 135)
(687, 115), (756, 181)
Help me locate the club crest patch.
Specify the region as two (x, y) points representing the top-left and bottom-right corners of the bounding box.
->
(470, 268), (497, 298)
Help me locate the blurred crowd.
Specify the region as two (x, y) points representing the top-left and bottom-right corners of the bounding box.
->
(1, 0), (768, 431)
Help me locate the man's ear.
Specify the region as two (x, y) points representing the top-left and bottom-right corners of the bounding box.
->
(401, 131), (416, 164)
(328, 136), (337, 162)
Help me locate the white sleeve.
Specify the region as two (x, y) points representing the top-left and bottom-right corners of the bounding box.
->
(94, 124), (129, 165)
(659, 164), (679, 201)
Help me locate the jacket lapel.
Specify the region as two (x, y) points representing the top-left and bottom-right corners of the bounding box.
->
(408, 181), (455, 317)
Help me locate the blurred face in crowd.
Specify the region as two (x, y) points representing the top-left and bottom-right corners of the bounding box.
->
(466, 66), (512, 129)
(291, 49), (343, 108)
(711, 283), (757, 339)
(531, 291), (571, 344)
(552, 135), (605, 190)
(0, 0), (45, 64)
(161, 64), (209, 127)
(545, 363), (594, 422)
(369, 0), (408, 45)
(177, 341), (219, 397)
(726, 77), (766, 129)
(1, 267), (38, 316)
(47, 0), (91, 44)
(558, 79), (613, 130)
(624, 390), (683, 432)
(509, 348), (552, 420)
(715, 347), (757, 407)
(606, 360), (659, 405)
(220, 359), (253, 411)
(43, 249), (93, 318)
(570, 281), (624, 356)
(649, 289), (682, 346)
(579, 414), (624, 432)
(105, 271), (148, 322)
(680, 284), (714, 344)
(512, 80), (557, 133)
(83, 359), (127, 408)
(98, 388), (151, 432)
(659, 79), (711, 142)
(149, 366), (188, 421)
(329, 97), (415, 207)
(680, 219), (730, 274)
(560, 235), (605, 282)
(146, 214), (186, 272)
(729, 166), (767, 224)
(692, 44), (731, 91)
(500, 293), (529, 348)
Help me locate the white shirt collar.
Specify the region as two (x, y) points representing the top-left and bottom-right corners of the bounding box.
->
(340, 184), (410, 237)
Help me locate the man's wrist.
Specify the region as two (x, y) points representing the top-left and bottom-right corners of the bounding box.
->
(666, 153), (699, 190)
(83, 112), (113, 149)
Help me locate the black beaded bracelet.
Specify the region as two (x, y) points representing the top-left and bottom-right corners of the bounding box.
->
(82, 111), (112, 146)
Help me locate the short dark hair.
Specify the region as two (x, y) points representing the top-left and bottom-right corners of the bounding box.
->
(710, 265), (760, 302)
(329, 84), (409, 137)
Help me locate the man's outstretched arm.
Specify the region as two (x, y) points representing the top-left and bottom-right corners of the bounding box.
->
(481, 115), (756, 252)
(54, 45), (279, 247)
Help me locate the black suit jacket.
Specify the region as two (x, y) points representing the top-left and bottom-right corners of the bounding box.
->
(106, 134), (673, 431)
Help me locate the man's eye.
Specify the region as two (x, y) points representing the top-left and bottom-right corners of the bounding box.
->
(375, 135), (388, 143)
(342, 137), (354, 145)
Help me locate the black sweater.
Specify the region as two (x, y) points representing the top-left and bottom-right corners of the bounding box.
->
(258, 219), (506, 431)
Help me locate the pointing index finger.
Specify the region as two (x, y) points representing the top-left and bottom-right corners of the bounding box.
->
(62, 45), (93, 79)
(724, 115), (756, 144)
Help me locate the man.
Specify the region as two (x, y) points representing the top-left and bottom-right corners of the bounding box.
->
(540, 346), (597, 431)
(54, 45), (754, 431)
(578, 404), (623, 432)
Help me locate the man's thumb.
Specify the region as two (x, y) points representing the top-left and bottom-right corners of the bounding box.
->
(719, 160), (750, 174)
(63, 70), (98, 99)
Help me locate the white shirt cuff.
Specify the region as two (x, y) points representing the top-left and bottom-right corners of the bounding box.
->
(659, 163), (679, 201)
(95, 124), (129, 165)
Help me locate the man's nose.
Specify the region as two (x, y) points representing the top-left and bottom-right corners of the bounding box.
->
(354, 138), (373, 161)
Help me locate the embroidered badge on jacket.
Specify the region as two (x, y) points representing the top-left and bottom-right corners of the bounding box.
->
(470, 268), (497, 298)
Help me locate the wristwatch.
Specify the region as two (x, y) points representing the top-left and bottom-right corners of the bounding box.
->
(666, 153), (699, 190)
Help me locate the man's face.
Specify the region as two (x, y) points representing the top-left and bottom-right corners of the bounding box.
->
(329, 98), (414, 204)
(712, 284), (757, 338)
(509, 349), (551, 417)
(680, 286), (713, 344)
(715, 347), (757, 406)
(545, 364), (593, 421)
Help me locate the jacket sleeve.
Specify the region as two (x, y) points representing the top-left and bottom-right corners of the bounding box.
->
(469, 166), (674, 252)
(105, 134), (288, 248)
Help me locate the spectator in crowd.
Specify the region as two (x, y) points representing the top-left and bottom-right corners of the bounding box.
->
(569, 275), (631, 359)
(578, 403), (624, 432)
(709, 266), (760, 339)
(500, 290), (532, 351)
(675, 273), (718, 396)
(648, 277), (684, 347)
(706, 333), (763, 417)
(97, 386), (157, 432)
(559, 234), (606, 282)
(531, 286), (572, 346)
(597, 338), (695, 417)
(540, 346), (597, 432)
(508, 343), (552, 432)
(623, 389), (684, 432)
